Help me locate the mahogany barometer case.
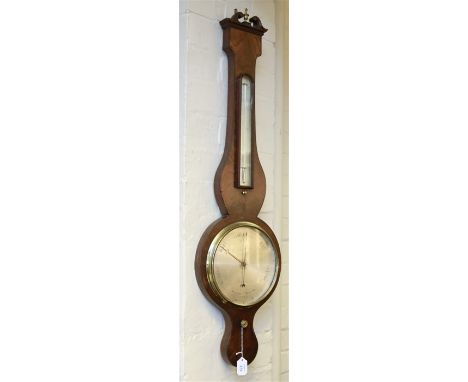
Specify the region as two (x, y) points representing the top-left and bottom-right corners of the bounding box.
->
(194, 9), (281, 368)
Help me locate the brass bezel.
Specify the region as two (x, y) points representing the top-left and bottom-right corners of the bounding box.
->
(206, 221), (279, 307)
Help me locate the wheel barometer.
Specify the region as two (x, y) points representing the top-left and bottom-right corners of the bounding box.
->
(194, 9), (281, 374)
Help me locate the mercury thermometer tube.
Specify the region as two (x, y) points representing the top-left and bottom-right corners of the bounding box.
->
(239, 75), (252, 187)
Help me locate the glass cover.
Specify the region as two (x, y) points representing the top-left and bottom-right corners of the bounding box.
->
(210, 223), (278, 306)
(239, 75), (252, 187)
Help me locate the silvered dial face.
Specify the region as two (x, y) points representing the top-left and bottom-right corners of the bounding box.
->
(207, 222), (278, 306)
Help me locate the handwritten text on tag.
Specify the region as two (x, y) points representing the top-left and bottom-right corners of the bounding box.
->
(237, 356), (248, 376)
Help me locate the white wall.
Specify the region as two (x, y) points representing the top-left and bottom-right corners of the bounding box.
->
(276, 2), (289, 380)
(180, 0), (288, 380)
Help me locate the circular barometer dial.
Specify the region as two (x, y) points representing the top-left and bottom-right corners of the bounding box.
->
(207, 222), (279, 306)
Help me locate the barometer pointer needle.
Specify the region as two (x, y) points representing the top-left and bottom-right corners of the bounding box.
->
(219, 245), (243, 264)
(241, 233), (246, 287)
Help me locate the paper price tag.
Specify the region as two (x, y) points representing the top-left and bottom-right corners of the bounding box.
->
(237, 357), (248, 376)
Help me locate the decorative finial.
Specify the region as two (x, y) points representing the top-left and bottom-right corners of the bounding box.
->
(224, 9), (268, 35)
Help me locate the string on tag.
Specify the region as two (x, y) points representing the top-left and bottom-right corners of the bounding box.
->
(241, 325), (244, 355)
(236, 320), (248, 376)
(236, 324), (248, 376)
(236, 327), (244, 360)
(236, 319), (248, 359)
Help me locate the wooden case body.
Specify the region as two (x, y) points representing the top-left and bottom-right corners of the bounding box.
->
(194, 12), (280, 366)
